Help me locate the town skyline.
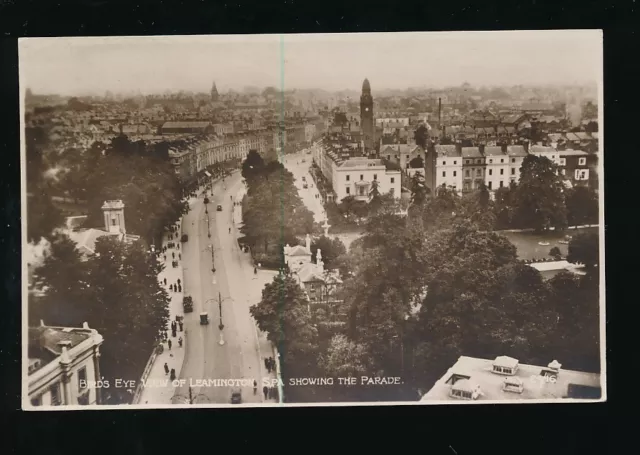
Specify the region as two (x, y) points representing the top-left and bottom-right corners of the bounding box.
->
(20, 30), (602, 97)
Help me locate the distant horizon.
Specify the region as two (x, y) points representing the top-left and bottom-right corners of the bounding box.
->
(20, 31), (602, 97)
(25, 81), (599, 99)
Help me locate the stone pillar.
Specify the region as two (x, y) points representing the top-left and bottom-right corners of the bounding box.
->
(93, 346), (103, 405)
(59, 347), (72, 405)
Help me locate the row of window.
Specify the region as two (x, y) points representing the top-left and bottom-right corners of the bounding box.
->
(442, 168), (517, 178)
(346, 174), (379, 182)
(30, 367), (88, 406)
(345, 186), (395, 196)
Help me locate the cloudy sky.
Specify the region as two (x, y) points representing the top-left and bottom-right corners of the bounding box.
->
(19, 31), (602, 96)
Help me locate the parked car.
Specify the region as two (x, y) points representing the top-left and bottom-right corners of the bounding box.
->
(217, 205), (222, 211)
(303, 184), (308, 189)
(231, 390), (242, 404)
(181, 234), (188, 242)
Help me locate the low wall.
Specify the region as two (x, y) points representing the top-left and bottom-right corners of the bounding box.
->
(272, 343), (284, 404)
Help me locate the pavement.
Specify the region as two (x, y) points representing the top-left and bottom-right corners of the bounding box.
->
(137, 218), (188, 405)
(282, 150), (327, 224)
(171, 172), (281, 405)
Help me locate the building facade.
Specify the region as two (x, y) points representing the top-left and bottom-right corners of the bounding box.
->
(28, 321), (104, 407)
(462, 147), (486, 192)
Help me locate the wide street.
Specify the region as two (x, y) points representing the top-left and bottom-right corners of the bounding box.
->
(173, 172), (278, 405)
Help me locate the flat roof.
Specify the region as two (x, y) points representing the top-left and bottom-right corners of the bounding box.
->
(421, 355), (601, 401)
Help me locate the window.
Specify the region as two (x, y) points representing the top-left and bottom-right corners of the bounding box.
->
(452, 185), (457, 190)
(346, 187), (350, 195)
(489, 159), (493, 164)
(476, 169), (481, 176)
(476, 159), (481, 164)
(578, 157), (587, 166)
(575, 169), (589, 180)
(454, 161), (457, 165)
(390, 177), (395, 184)
(500, 169), (504, 175)
(511, 158), (515, 163)
(465, 170), (470, 177)
(111, 218), (117, 226)
(489, 169), (493, 176)
(442, 171), (446, 177)
(360, 174), (363, 181)
(499, 181), (504, 188)
(559, 158), (566, 166)
(78, 367), (87, 391)
(373, 174), (377, 180)
(387, 155), (391, 160)
(31, 395), (42, 406)
(466, 160), (470, 164)
(443, 161), (446, 166)
(50, 383), (62, 406)
(453, 171), (457, 177)
(346, 175), (350, 181)
(488, 181), (492, 190)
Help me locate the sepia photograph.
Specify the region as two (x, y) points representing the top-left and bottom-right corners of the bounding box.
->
(20, 31), (604, 409)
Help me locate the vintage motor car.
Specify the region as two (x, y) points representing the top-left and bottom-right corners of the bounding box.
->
(230, 390), (242, 404)
(183, 296), (194, 313)
(217, 204), (223, 211)
(200, 312), (209, 325)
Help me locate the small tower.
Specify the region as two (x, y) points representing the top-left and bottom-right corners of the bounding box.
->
(360, 78), (374, 154)
(305, 234), (311, 252)
(102, 200), (126, 235)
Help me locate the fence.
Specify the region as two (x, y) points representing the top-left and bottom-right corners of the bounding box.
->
(131, 346), (159, 404)
(272, 343), (284, 404)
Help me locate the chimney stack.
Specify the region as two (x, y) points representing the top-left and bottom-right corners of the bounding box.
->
(438, 98), (442, 130)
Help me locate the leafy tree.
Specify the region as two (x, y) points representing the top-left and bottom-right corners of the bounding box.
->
(460, 183), (496, 231)
(409, 156), (424, 169)
(511, 155), (567, 232)
(31, 233), (88, 325)
(549, 246), (562, 260)
(493, 183), (517, 229)
(320, 335), (372, 377)
(27, 187), (64, 243)
(368, 179), (383, 213)
(409, 171), (429, 209)
(310, 236), (347, 269)
(413, 124), (428, 149)
(241, 149), (265, 182)
(565, 186), (598, 227)
(250, 273), (318, 374)
(567, 231), (599, 271)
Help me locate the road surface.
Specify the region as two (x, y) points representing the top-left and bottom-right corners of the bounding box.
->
(174, 172), (272, 405)
(281, 149), (327, 223)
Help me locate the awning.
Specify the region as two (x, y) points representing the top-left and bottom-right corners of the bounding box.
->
(204, 171), (212, 177)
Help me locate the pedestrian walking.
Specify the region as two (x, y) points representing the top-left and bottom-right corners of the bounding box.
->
(178, 284), (182, 292)
(164, 363), (169, 375)
(177, 278), (181, 286)
(172, 252), (175, 259)
(178, 337), (183, 347)
(171, 321), (176, 332)
(253, 380), (258, 395)
(170, 368), (176, 381)
(168, 339), (172, 350)
(264, 357), (270, 372)
(164, 254), (166, 261)
(170, 284), (174, 292)
(164, 278), (167, 285)
(179, 321), (184, 332)
(263, 386), (268, 399)
(172, 327), (177, 338)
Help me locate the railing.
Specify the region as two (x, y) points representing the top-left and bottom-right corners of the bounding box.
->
(131, 346), (159, 404)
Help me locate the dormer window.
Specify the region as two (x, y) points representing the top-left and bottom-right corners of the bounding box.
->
(502, 377), (524, 394)
(492, 356), (519, 375)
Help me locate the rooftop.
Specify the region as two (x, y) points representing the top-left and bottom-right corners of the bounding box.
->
(559, 149), (589, 157)
(483, 146), (506, 157)
(434, 144), (460, 158)
(162, 121), (211, 129)
(507, 145), (527, 157)
(461, 147), (483, 158)
(28, 324), (99, 375)
(421, 355), (602, 402)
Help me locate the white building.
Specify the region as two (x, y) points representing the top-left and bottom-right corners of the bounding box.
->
(27, 321), (104, 407)
(529, 145), (563, 166)
(483, 146), (510, 192)
(428, 144), (463, 192)
(333, 158), (401, 202)
(506, 145), (529, 185)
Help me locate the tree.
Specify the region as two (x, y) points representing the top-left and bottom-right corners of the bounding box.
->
(409, 156), (424, 169)
(31, 233), (88, 325)
(84, 237), (170, 403)
(409, 171), (429, 209)
(493, 183), (517, 229)
(567, 231), (599, 271)
(414, 124), (428, 149)
(320, 335), (372, 377)
(549, 246), (562, 260)
(368, 179), (383, 213)
(241, 149), (265, 181)
(511, 155), (567, 232)
(27, 188), (64, 243)
(250, 273), (318, 374)
(565, 186), (598, 227)
(310, 236), (347, 269)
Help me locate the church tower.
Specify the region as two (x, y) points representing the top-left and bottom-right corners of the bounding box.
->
(102, 200), (126, 235)
(211, 81), (219, 102)
(360, 78), (374, 154)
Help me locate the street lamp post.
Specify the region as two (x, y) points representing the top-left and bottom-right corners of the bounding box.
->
(206, 293), (232, 346)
